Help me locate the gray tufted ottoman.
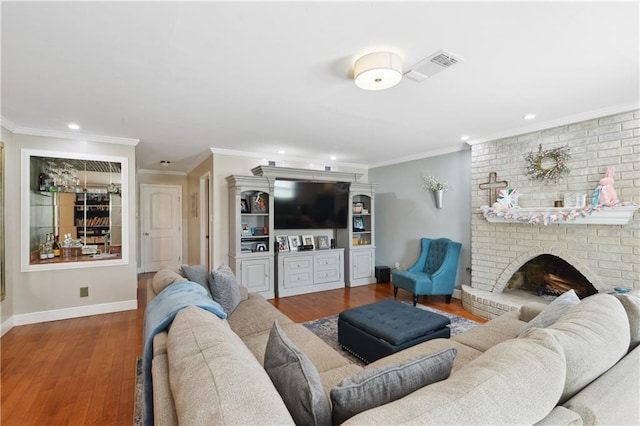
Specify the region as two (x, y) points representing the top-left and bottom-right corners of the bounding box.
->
(338, 299), (451, 363)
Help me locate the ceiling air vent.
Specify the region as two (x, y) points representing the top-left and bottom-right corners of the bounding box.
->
(404, 49), (464, 82)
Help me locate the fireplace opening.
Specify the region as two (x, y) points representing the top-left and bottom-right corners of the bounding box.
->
(505, 254), (597, 299)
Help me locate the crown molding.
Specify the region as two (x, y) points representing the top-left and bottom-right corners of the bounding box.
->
(0, 119), (139, 146)
(368, 144), (469, 169)
(137, 169), (187, 176)
(466, 103), (639, 146)
(209, 147), (367, 170)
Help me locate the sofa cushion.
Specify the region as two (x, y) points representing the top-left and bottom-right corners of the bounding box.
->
(331, 348), (456, 425)
(152, 269), (187, 295)
(451, 310), (525, 352)
(521, 293), (630, 404)
(562, 345), (640, 426)
(206, 265), (241, 314)
(180, 264), (212, 296)
(614, 290), (640, 350)
(518, 289), (580, 335)
(343, 328), (566, 425)
(167, 306), (293, 425)
(264, 321), (331, 426)
(227, 293), (294, 338)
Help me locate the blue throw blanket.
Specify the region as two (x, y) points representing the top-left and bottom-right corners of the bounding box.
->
(142, 280), (227, 426)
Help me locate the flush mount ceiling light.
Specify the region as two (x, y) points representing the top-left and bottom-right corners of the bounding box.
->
(160, 160), (171, 168)
(68, 123), (80, 130)
(354, 51), (403, 91)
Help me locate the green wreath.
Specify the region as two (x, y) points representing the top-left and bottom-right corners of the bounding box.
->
(525, 144), (571, 183)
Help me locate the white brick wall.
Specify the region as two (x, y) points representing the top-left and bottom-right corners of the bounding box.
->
(470, 110), (639, 303)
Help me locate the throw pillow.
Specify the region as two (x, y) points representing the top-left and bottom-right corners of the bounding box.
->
(207, 265), (242, 314)
(152, 269), (187, 295)
(330, 348), (456, 425)
(518, 289), (580, 336)
(181, 264), (211, 296)
(264, 321), (331, 426)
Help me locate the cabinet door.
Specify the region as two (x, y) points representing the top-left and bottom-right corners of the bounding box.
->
(241, 258), (270, 293)
(352, 250), (374, 280)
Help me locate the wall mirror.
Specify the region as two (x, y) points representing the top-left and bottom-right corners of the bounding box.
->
(21, 149), (128, 271)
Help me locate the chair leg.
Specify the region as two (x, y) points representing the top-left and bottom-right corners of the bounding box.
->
(393, 286), (398, 298)
(412, 295), (418, 307)
(445, 294), (452, 304)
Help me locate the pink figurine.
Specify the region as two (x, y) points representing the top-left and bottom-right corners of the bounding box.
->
(595, 167), (619, 206)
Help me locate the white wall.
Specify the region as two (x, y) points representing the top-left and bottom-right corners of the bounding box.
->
(1, 127), (15, 329)
(369, 150), (472, 289)
(2, 129), (137, 333)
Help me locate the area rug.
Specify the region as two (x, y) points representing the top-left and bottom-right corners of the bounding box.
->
(134, 357), (142, 426)
(302, 301), (480, 365)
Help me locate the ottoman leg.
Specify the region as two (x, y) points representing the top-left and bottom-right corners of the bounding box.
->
(393, 286), (398, 298)
(412, 295), (418, 307)
(445, 295), (452, 304)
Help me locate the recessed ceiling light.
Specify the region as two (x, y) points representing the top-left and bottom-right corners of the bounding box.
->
(460, 136), (470, 142)
(523, 114), (536, 120)
(278, 150), (285, 154)
(330, 156), (337, 161)
(160, 160), (171, 167)
(68, 123), (80, 130)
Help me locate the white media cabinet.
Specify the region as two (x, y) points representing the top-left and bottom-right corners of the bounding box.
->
(227, 166), (375, 299)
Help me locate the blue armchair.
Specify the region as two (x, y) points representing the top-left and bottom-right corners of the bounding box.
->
(392, 238), (462, 306)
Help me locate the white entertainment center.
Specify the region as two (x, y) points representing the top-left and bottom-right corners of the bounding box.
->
(227, 166), (375, 299)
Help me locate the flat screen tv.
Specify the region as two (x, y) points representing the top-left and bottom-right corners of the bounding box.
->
(273, 180), (350, 229)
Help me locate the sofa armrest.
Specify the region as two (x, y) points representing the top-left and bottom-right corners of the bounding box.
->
(519, 302), (549, 322)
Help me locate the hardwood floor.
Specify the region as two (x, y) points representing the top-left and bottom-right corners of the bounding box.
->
(1, 274), (484, 425)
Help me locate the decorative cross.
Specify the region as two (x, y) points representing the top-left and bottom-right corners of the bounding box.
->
(479, 172), (508, 205)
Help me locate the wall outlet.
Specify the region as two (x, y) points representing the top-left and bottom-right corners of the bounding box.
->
(80, 287), (89, 297)
(394, 262), (400, 269)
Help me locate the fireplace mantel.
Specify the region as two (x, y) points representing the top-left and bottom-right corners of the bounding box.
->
(481, 205), (637, 225)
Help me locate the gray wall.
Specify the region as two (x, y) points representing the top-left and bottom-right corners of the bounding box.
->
(369, 150), (472, 289)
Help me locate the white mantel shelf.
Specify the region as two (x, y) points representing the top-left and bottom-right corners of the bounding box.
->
(481, 205), (637, 225)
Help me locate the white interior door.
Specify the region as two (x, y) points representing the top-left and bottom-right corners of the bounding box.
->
(199, 173), (211, 270)
(141, 184), (182, 273)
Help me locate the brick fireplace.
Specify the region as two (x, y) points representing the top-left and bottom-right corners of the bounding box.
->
(463, 109), (640, 319)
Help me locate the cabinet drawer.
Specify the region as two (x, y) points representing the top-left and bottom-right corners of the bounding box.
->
(314, 268), (340, 284)
(284, 272), (313, 288)
(314, 252), (340, 270)
(284, 256), (313, 272)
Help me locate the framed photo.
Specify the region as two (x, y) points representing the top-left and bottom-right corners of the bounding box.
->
(240, 199), (249, 213)
(253, 192), (268, 213)
(316, 235), (330, 250)
(276, 235), (289, 252)
(241, 223), (251, 236)
(302, 235), (315, 249)
(353, 202), (364, 214)
(353, 216), (365, 231)
(288, 235), (300, 250)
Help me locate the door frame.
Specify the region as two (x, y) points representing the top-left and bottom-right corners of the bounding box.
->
(199, 172), (212, 269)
(139, 183), (183, 273)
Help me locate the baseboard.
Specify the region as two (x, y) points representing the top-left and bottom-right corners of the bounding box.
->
(453, 288), (462, 300)
(11, 299), (138, 327)
(1, 316), (15, 337)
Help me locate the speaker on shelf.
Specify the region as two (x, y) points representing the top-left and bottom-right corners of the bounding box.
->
(298, 244), (314, 251)
(330, 238), (336, 249)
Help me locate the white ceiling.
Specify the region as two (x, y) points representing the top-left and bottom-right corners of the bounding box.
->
(2, 1), (638, 172)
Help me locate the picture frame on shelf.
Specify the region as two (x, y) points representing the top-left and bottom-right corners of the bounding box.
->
(316, 235), (330, 250)
(240, 199), (249, 213)
(276, 235), (289, 252)
(302, 235), (315, 249)
(253, 192), (268, 213)
(353, 216), (365, 231)
(241, 223), (251, 236)
(288, 235), (300, 250)
(353, 202), (364, 214)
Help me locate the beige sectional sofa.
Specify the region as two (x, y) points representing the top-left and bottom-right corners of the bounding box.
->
(147, 270), (639, 425)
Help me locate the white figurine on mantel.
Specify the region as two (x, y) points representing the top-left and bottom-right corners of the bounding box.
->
(593, 167), (620, 206)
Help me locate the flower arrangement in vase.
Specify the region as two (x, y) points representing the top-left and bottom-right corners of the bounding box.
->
(422, 175), (450, 209)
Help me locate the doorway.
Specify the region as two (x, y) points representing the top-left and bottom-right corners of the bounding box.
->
(199, 172), (211, 270)
(140, 184), (182, 273)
